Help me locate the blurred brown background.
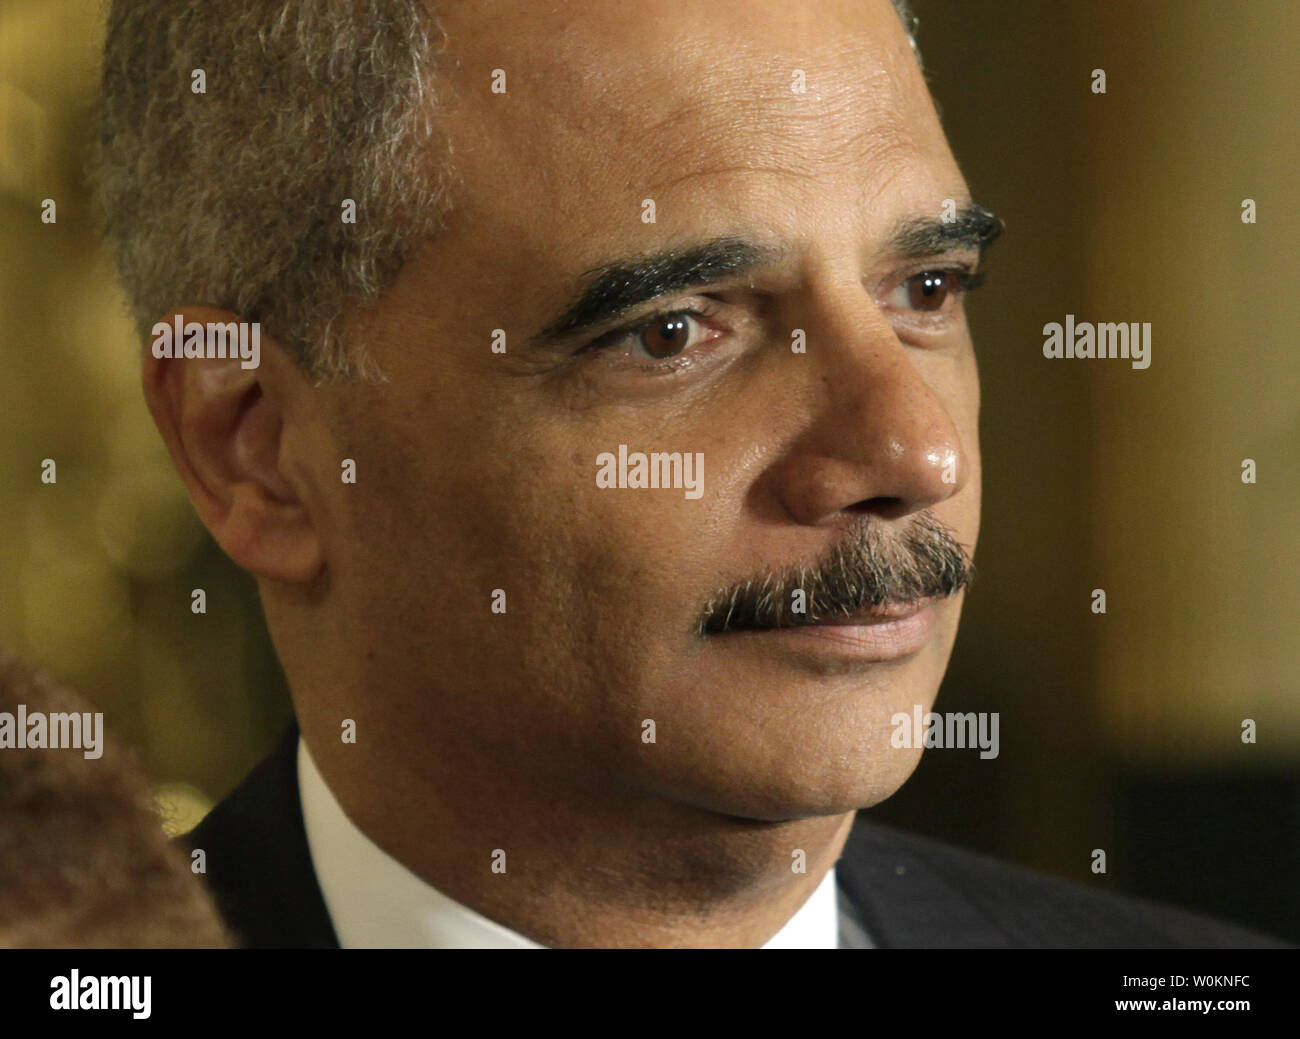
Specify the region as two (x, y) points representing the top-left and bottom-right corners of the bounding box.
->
(1, 0), (1296, 941)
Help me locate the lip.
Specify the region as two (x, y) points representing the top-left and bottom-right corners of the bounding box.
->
(723, 602), (936, 662)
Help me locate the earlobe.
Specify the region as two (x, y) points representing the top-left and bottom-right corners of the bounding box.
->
(141, 308), (325, 585)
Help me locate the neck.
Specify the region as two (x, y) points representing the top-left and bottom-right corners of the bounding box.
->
(304, 723), (855, 948)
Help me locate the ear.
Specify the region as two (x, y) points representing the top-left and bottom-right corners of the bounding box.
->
(142, 307), (324, 583)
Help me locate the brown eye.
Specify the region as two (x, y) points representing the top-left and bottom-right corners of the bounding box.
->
(906, 271), (953, 312)
(639, 314), (695, 359)
(585, 303), (724, 363)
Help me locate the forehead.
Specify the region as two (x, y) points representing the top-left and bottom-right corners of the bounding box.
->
(435, 0), (952, 222)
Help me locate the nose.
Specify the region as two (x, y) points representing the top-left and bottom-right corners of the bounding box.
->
(771, 282), (972, 528)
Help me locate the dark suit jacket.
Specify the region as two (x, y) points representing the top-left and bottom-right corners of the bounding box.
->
(182, 720), (1289, 949)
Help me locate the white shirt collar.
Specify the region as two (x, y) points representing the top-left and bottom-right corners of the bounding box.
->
(298, 736), (841, 948)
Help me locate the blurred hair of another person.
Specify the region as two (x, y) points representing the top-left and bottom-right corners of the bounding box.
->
(0, 650), (231, 948)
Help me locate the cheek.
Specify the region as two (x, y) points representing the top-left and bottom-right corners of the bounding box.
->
(949, 341), (981, 438)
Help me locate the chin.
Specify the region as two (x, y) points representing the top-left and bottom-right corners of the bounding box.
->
(634, 740), (928, 824)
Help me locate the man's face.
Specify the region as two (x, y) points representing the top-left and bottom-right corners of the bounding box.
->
(309, 0), (982, 820)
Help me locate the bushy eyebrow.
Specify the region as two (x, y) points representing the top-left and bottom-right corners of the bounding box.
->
(533, 237), (784, 345)
(886, 202), (1004, 262)
(530, 203), (1002, 347)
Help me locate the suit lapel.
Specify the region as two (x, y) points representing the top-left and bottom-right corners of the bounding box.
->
(835, 815), (1014, 948)
(181, 719), (339, 949)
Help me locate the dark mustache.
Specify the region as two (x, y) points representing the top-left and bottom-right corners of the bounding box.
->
(697, 512), (974, 635)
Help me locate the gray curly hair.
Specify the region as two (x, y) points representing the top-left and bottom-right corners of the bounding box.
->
(96, 1), (922, 382)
